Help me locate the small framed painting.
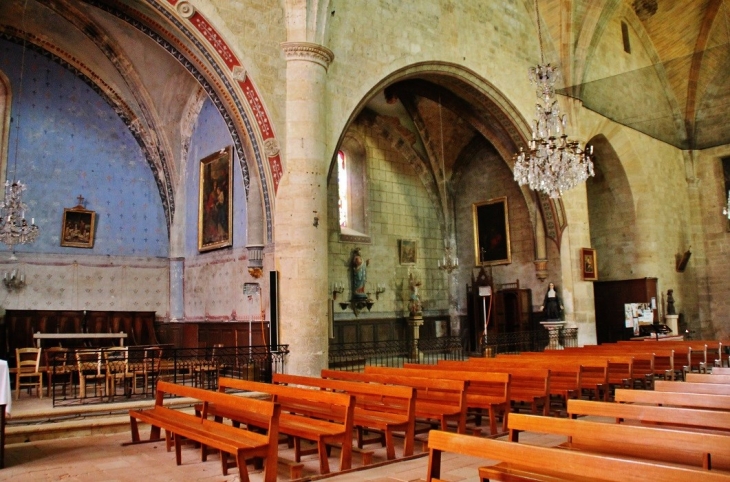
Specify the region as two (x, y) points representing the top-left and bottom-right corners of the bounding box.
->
(198, 146), (233, 252)
(581, 248), (598, 281)
(399, 239), (417, 265)
(61, 207), (96, 248)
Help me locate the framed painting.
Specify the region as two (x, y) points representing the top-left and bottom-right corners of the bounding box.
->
(581, 248), (598, 281)
(473, 197), (511, 266)
(60, 206), (96, 248)
(399, 239), (417, 265)
(198, 146), (233, 252)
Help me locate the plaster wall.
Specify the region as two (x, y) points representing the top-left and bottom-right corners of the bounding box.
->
(0, 39), (169, 315)
(183, 98), (258, 321)
(328, 121), (443, 319)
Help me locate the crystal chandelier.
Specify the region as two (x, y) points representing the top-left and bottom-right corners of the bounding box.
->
(1, 1), (40, 250)
(0, 180), (39, 248)
(513, 0), (594, 199)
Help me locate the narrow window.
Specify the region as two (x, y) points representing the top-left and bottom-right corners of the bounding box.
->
(621, 21), (631, 54)
(337, 150), (349, 228)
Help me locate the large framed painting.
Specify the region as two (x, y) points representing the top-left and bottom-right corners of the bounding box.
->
(198, 146), (233, 252)
(473, 196), (511, 266)
(581, 248), (598, 281)
(61, 206), (96, 248)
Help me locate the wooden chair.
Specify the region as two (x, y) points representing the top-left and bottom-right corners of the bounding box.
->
(104, 347), (134, 401)
(75, 349), (106, 400)
(130, 346), (162, 395)
(44, 347), (72, 397)
(15, 347), (43, 400)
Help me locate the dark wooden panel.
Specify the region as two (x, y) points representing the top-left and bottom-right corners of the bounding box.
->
(593, 278), (657, 344)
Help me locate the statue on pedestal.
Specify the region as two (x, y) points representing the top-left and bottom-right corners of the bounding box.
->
(666, 289), (676, 315)
(408, 272), (422, 317)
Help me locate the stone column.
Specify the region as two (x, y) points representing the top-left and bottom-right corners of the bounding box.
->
(276, 42), (334, 377)
(169, 257), (184, 321)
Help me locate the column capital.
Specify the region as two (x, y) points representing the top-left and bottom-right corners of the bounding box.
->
(281, 42), (334, 70)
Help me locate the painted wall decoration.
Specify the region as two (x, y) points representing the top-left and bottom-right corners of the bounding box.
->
(198, 146), (233, 252)
(473, 196), (511, 266)
(0, 39), (168, 257)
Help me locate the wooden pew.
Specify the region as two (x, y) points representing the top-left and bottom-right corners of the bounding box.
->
(426, 429), (730, 482)
(372, 365), (511, 433)
(501, 352), (636, 396)
(614, 388), (730, 411)
(128, 380), (279, 482)
(321, 369), (469, 434)
(567, 398), (730, 432)
(559, 344), (676, 381)
(447, 355), (606, 401)
(686, 373), (730, 384)
(507, 412), (730, 470)
(271, 372), (416, 460)
(391, 364), (546, 417)
(655, 380), (730, 396)
(214, 377), (355, 476)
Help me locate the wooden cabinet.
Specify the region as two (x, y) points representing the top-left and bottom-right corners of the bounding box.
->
(494, 288), (533, 333)
(593, 277), (657, 344)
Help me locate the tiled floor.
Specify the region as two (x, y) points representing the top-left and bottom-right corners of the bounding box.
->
(2, 393), (565, 482)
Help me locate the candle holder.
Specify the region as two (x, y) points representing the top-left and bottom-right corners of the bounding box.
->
(332, 282), (345, 300)
(3, 269), (26, 292)
(375, 283), (386, 300)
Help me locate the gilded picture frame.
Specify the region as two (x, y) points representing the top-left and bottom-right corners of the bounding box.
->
(581, 247), (598, 281)
(399, 239), (417, 265)
(473, 197), (511, 266)
(198, 146), (233, 252)
(60, 206), (96, 248)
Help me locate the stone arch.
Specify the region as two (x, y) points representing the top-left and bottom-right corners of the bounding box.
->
(586, 134), (638, 280)
(0, 70), (10, 184)
(330, 61), (563, 273)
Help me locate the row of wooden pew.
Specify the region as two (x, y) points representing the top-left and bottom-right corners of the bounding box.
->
(126, 339), (729, 480)
(425, 340), (730, 481)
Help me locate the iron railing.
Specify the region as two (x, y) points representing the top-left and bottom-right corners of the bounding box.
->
(42, 344), (289, 407)
(328, 336), (465, 371)
(327, 328), (578, 371)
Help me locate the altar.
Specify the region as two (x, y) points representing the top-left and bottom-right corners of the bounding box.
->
(33, 332), (128, 348)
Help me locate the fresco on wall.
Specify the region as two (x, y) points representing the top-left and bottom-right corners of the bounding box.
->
(0, 40), (168, 257)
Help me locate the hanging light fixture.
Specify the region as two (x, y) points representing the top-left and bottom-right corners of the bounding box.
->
(513, 0), (594, 199)
(1, 0), (40, 251)
(436, 95), (459, 273)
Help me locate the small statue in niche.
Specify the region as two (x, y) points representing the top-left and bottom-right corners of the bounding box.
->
(350, 247), (369, 300)
(666, 289), (676, 315)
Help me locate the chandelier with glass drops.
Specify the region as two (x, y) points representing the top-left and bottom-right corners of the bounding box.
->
(1, 0), (40, 250)
(513, 0), (594, 199)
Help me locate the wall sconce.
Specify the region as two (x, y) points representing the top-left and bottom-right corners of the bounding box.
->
(332, 282), (345, 300)
(339, 294), (375, 316)
(375, 283), (386, 300)
(3, 269), (26, 292)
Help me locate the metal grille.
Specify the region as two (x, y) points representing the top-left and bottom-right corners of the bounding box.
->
(45, 344), (289, 407)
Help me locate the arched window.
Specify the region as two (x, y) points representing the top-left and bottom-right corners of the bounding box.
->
(338, 150), (349, 228)
(338, 134), (369, 242)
